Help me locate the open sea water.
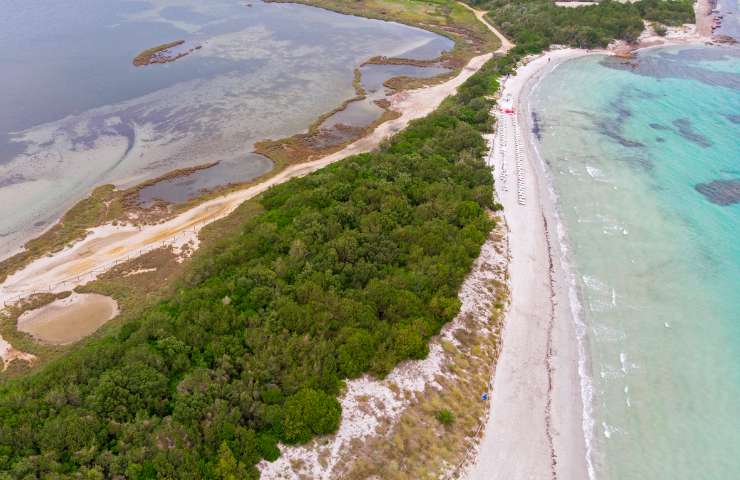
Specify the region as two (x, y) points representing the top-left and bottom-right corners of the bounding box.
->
(530, 45), (740, 479)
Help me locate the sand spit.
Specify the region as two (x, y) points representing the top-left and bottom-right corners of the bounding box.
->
(17, 293), (119, 345)
(0, 51), (492, 364)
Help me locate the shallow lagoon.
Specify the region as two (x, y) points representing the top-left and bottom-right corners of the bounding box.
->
(0, 0), (452, 256)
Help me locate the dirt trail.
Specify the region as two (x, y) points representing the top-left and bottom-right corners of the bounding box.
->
(457, 1), (515, 54)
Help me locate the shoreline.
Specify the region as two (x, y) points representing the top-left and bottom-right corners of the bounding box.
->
(0, 0), (509, 368)
(465, 48), (595, 480)
(0, 57), (440, 284)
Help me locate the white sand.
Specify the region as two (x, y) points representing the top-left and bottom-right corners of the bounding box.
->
(464, 49), (596, 480)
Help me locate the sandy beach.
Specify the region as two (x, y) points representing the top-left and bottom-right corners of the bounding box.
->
(464, 48), (594, 480)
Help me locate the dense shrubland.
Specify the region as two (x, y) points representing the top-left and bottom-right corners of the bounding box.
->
(0, 56), (508, 479)
(468, 0), (695, 52)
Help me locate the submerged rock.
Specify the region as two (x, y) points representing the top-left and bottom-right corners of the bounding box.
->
(695, 179), (740, 206)
(672, 118), (712, 148)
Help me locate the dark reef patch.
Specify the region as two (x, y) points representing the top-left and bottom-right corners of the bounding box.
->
(656, 137), (665, 142)
(601, 130), (644, 148)
(695, 179), (740, 206)
(723, 114), (740, 124)
(531, 111), (542, 141)
(601, 48), (740, 91)
(672, 118), (712, 148)
(649, 123), (671, 131)
(594, 90), (644, 148)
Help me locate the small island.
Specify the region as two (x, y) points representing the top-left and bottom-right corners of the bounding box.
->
(132, 40), (201, 67)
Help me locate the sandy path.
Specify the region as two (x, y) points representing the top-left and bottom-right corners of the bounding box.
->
(464, 49), (594, 480)
(0, 52), (492, 364)
(457, 1), (515, 54)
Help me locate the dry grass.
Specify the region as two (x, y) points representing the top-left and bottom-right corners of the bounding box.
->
(341, 279), (506, 480)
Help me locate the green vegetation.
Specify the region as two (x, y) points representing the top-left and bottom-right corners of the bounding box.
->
(636, 0), (695, 26)
(467, 0), (694, 52)
(132, 40), (185, 66)
(435, 408), (455, 425)
(0, 52), (506, 478)
(344, 272), (508, 479)
(0, 1), (700, 476)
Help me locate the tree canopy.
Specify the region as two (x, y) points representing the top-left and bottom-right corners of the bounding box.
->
(468, 0), (694, 52)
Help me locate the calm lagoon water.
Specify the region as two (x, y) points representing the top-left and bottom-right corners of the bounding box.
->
(0, 0), (452, 256)
(530, 46), (740, 479)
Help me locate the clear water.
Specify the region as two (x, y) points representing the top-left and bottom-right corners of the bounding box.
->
(0, 0), (452, 257)
(530, 45), (740, 479)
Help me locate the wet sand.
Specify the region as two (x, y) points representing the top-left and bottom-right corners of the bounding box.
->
(17, 293), (119, 345)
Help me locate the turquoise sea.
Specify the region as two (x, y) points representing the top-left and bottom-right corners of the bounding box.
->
(530, 45), (740, 479)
